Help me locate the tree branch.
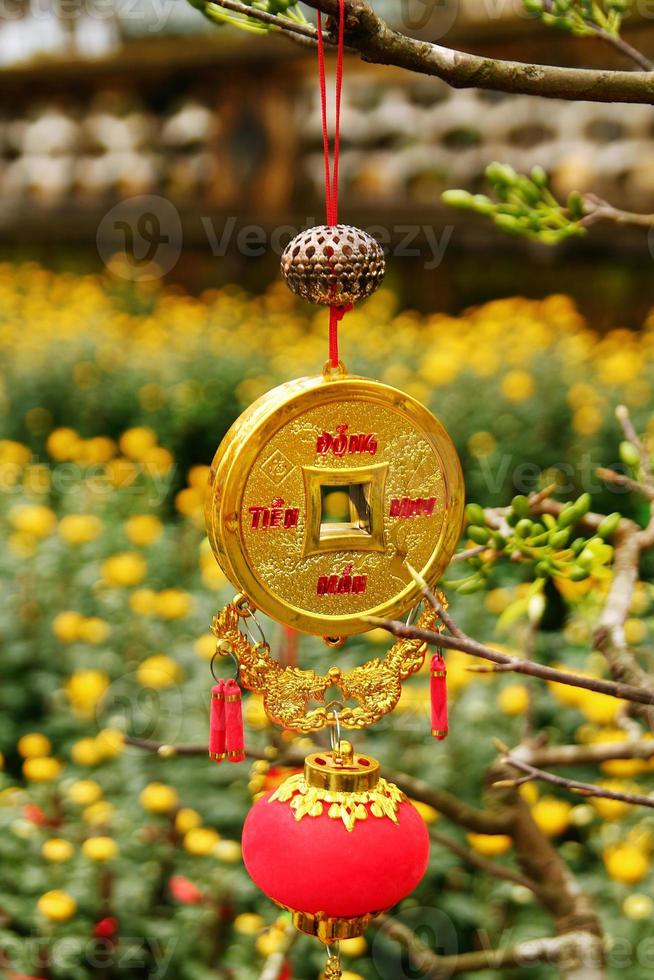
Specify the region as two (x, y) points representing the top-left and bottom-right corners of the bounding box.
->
(300, 0), (654, 105)
(366, 617), (654, 707)
(502, 752), (654, 811)
(374, 915), (602, 979)
(583, 195), (654, 229)
(430, 827), (537, 891)
(528, 739), (654, 768)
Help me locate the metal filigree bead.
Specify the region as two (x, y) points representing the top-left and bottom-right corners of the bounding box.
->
(280, 224), (385, 306)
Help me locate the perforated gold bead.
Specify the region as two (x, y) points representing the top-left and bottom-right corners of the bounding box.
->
(280, 224), (385, 306)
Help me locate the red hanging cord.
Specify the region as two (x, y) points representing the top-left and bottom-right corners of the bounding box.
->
(316, 0), (347, 367)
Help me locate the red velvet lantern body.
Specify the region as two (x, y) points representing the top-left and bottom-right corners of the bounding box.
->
(242, 743), (430, 940)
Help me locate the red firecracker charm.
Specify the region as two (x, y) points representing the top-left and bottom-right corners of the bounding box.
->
(430, 651), (448, 741)
(224, 678), (245, 763)
(242, 742), (429, 943)
(209, 680), (226, 762)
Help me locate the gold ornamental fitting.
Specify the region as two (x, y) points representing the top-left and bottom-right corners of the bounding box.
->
(205, 372), (464, 636)
(304, 741), (380, 793)
(291, 909), (379, 943)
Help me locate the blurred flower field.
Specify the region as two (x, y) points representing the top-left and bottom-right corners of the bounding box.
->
(1, 263), (654, 979)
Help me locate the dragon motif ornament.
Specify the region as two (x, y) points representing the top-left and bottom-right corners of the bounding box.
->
(210, 598), (441, 733)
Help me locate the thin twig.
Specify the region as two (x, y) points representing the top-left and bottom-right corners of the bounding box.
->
(430, 827), (537, 891)
(503, 754), (654, 811)
(366, 617), (654, 707)
(197, 0), (318, 40)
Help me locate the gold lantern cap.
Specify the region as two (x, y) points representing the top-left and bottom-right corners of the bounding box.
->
(304, 740), (380, 793)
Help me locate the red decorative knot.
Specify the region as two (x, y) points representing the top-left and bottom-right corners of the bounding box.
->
(316, 424), (378, 457)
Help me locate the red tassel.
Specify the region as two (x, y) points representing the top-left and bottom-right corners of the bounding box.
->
(430, 652), (448, 741)
(224, 678), (246, 763)
(209, 680), (226, 763)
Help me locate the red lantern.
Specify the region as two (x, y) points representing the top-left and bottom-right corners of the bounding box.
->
(242, 741), (429, 942)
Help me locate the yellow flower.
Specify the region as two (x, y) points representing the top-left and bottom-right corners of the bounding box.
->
(137, 655), (183, 689)
(130, 588), (158, 615)
(71, 738), (104, 767)
(142, 446), (174, 476)
(468, 430), (497, 458)
(83, 801), (115, 825)
(140, 782), (179, 814)
(467, 833), (512, 856)
(410, 800), (439, 824)
(65, 670), (110, 718)
(187, 464), (210, 490)
(77, 618), (111, 645)
(18, 732), (51, 758)
(52, 610), (85, 644)
(0, 439), (30, 466)
(155, 589), (192, 620)
(58, 514), (103, 545)
(194, 633), (216, 660)
(623, 894), (653, 921)
(175, 808), (202, 834)
(576, 689), (620, 726)
(604, 844), (649, 885)
(105, 458), (138, 488)
(37, 890), (77, 922)
(79, 437), (116, 465)
(340, 936), (367, 958)
(591, 783), (634, 821)
(47, 428), (80, 461)
(501, 370), (535, 403)
(97, 728), (125, 758)
(234, 912), (265, 935)
(175, 486), (203, 518)
(42, 838), (75, 862)
(184, 827), (220, 855)
(102, 552), (147, 587)
(66, 779), (102, 806)
(498, 684), (530, 716)
(82, 836), (119, 862)
(10, 504), (56, 538)
(214, 839), (242, 863)
(625, 618), (647, 645)
(8, 532), (38, 557)
(572, 405), (602, 437)
(125, 514), (163, 547)
(531, 797), (572, 837)
(256, 927), (287, 957)
(119, 426), (157, 461)
(23, 757), (62, 782)
(202, 561), (228, 589)
(244, 694), (269, 731)
(592, 729), (648, 778)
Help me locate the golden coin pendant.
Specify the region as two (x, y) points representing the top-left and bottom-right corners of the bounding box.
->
(206, 372), (464, 636)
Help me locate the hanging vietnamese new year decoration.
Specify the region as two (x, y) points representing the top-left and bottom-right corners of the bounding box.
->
(205, 0), (465, 974)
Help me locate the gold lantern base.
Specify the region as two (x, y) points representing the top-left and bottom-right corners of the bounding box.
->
(291, 908), (381, 943)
